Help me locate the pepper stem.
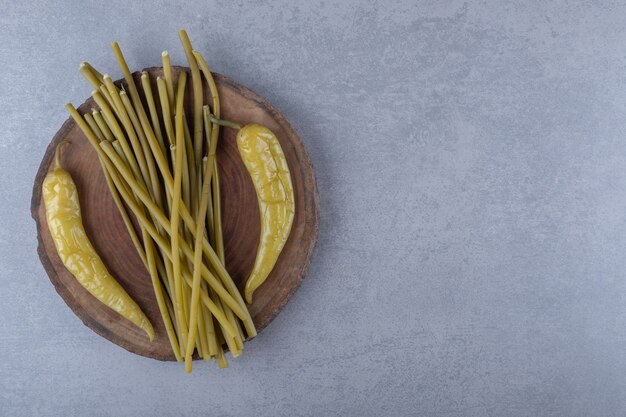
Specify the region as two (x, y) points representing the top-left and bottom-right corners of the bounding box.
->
(209, 116), (242, 130)
(54, 140), (70, 170)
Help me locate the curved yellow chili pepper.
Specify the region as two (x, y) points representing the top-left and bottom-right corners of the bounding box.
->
(212, 121), (295, 303)
(238, 124), (295, 303)
(42, 142), (154, 340)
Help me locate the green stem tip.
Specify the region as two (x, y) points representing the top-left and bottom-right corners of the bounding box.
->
(54, 140), (70, 170)
(209, 116), (242, 130)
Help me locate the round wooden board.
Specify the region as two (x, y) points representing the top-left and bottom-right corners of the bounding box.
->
(31, 67), (319, 360)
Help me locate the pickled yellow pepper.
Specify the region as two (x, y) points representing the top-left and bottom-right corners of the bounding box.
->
(42, 142), (154, 340)
(211, 119), (295, 303)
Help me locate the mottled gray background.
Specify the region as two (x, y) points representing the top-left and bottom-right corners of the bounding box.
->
(1, 0), (626, 416)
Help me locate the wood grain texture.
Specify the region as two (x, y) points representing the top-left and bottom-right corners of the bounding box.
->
(31, 67), (319, 360)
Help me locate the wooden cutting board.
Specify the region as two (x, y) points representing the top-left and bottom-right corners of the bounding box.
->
(31, 67), (319, 360)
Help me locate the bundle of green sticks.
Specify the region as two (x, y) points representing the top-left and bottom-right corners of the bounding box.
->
(66, 30), (256, 373)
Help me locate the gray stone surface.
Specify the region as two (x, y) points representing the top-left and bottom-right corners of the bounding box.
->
(1, 0), (626, 415)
